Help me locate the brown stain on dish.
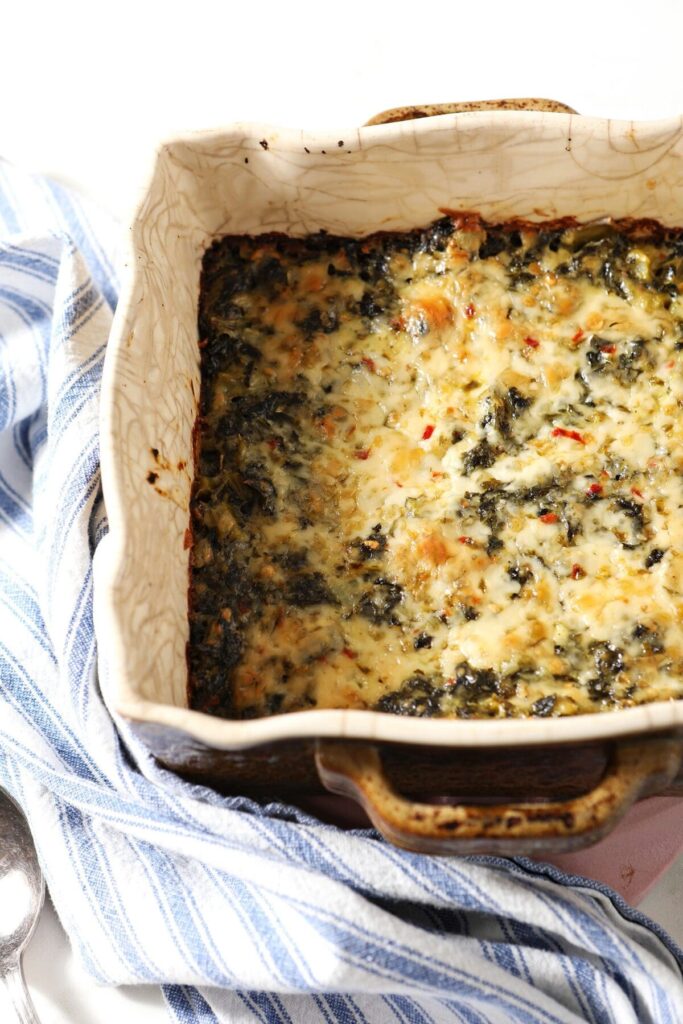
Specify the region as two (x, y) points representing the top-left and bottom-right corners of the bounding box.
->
(621, 862), (636, 887)
(364, 98), (577, 127)
(148, 447), (176, 473)
(148, 448), (192, 506)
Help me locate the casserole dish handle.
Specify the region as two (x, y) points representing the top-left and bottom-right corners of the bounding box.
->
(315, 738), (681, 855)
(365, 97), (577, 126)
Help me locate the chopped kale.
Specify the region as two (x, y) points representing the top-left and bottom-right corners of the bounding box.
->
(374, 674), (440, 716)
(478, 231), (507, 260)
(586, 337), (613, 371)
(286, 572), (336, 607)
(298, 306), (339, 337)
(460, 604), (480, 621)
(531, 694), (556, 717)
(413, 633), (433, 650)
(462, 439), (498, 474)
(359, 291), (384, 318)
(219, 390), (305, 441)
(252, 256), (287, 292)
(199, 449), (222, 477)
(357, 578), (404, 624)
(419, 216), (455, 253)
(507, 386), (532, 415)
(353, 527), (387, 560)
(588, 642), (625, 703)
(507, 563), (534, 595)
(601, 257), (630, 299)
(587, 676), (614, 702)
(645, 547), (665, 569)
(480, 387), (531, 439)
(616, 339), (648, 384)
(241, 463), (277, 516)
(592, 642), (625, 677)
(453, 661), (501, 699)
(632, 623), (664, 654)
(190, 614), (244, 674)
(274, 549), (309, 571)
(217, 466), (276, 521)
(266, 692), (285, 714)
(613, 496), (646, 538)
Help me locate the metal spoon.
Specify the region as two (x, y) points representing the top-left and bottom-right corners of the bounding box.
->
(0, 787), (44, 1023)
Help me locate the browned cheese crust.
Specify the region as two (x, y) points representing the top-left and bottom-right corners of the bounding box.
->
(188, 215), (683, 720)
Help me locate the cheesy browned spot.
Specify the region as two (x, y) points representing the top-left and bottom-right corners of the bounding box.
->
(188, 215), (683, 720)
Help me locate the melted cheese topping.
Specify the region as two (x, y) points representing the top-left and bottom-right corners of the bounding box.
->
(189, 216), (683, 719)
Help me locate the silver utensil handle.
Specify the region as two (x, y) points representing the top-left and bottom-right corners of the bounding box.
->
(0, 964), (41, 1024)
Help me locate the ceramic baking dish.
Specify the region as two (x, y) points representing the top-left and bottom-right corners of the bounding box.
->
(96, 100), (683, 855)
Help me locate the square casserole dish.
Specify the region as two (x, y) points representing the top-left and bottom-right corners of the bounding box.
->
(96, 103), (683, 855)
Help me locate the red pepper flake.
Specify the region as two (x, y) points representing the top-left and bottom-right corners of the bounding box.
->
(341, 647), (357, 660)
(539, 512), (558, 524)
(572, 328), (585, 343)
(354, 448), (371, 460)
(361, 356), (376, 372)
(524, 336), (540, 348)
(552, 427), (586, 444)
(458, 535), (475, 545)
(587, 482), (603, 496)
(267, 437), (280, 450)
(570, 563), (586, 580)
(464, 303), (476, 319)
(422, 424), (435, 440)
(600, 343), (617, 354)
(666, 360), (675, 370)
(631, 487), (643, 499)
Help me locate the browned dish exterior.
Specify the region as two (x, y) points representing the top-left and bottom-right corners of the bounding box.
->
(315, 737), (682, 854)
(154, 730), (683, 854)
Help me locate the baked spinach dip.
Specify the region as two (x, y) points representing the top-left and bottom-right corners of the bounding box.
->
(188, 213), (683, 720)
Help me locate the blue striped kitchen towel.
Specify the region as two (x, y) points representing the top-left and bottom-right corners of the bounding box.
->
(0, 156), (682, 1024)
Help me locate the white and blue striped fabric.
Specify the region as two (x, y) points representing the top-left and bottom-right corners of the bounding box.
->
(0, 157), (682, 1024)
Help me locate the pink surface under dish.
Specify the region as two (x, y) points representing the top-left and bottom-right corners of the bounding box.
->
(547, 796), (683, 903)
(302, 796), (683, 904)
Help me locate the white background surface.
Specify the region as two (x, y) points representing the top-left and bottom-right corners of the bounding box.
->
(4, 0), (683, 1019)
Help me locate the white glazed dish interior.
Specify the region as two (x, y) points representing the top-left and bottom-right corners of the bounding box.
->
(97, 110), (683, 753)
